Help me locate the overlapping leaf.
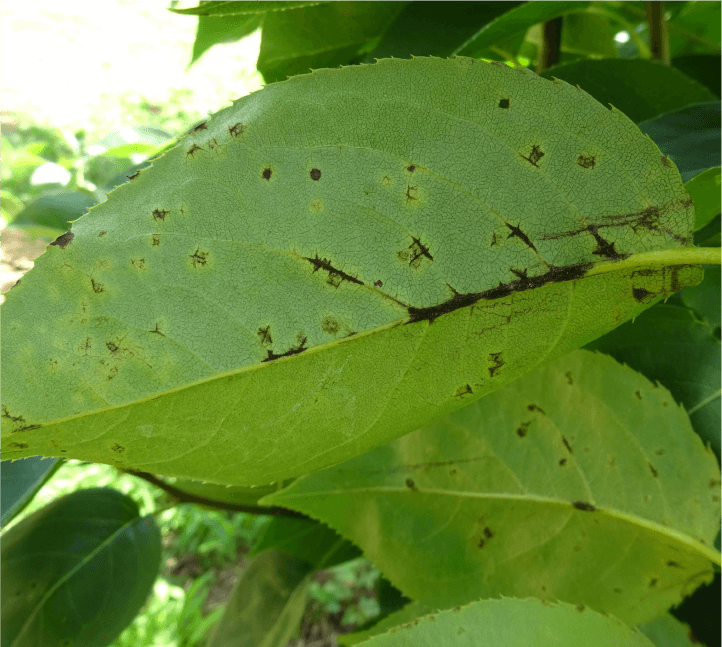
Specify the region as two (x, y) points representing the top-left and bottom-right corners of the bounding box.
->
(1, 57), (702, 486)
(262, 350), (721, 625)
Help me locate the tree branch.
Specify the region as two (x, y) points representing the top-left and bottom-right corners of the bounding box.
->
(537, 17), (563, 72)
(646, 0), (670, 65)
(126, 470), (308, 519)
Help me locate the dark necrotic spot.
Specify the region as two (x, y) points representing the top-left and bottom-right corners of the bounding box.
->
(310, 168), (321, 181)
(405, 478), (417, 491)
(229, 122), (244, 137)
(516, 422), (530, 438)
(50, 231), (74, 248)
(483, 527), (493, 538)
(91, 279), (104, 293)
(407, 165), (416, 173)
(374, 280), (383, 287)
(633, 287), (654, 302)
(572, 501), (596, 512)
(559, 458), (567, 466)
(649, 463), (659, 478)
(499, 98), (510, 109)
(99, 230), (107, 237)
(577, 154), (595, 169)
(262, 168), (272, 181)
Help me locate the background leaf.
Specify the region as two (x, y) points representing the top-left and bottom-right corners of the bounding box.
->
(539, 59), (717, 123)
(0, 456), (60, 526)
(685, 167), (721, 231)
(637, 101), (721, 182)
(1, 487), (161, 647)
(207, 549), (313, 647)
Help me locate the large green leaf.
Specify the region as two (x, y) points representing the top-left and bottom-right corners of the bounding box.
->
(262, 350), (721, 625)
(354, 598), (655, 647)
(1, 57), (706, 486)
(1, 487), (161, 647)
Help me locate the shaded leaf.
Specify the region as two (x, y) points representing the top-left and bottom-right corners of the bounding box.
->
(252, 515), (361, 568)
(1, 57), (703, 486)
(638, 613), (702, 647)
(362, 2), (524, 61)
(455, 1), (590, 58)
(672, 54), (721, 98)
(208, 549), (312, 647)
(560, 12), (618, 59)
(262, 350), (720, 625)
(0, 456), (59, 526)
(1, 487), (161, 647)
(637, 101), (721, 183)
(539, 59), (717, 123)
(257, 2), (405, 82)
(685, 167), (721, 232)
(682, 265), (721, 332)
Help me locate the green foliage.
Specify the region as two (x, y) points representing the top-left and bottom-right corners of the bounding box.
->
(1, 2), (720, 646)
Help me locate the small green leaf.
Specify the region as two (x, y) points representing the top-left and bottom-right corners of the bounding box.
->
(1, 487), (161, 647)
(263, 350), (721, 625)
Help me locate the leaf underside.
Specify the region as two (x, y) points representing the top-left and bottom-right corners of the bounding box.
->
(1, 57), (699, 485)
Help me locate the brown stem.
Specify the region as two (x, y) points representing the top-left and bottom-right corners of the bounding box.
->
(646, 1), (670, 64)
(126, 470), (308, 519)
(537, 17), (563, 72)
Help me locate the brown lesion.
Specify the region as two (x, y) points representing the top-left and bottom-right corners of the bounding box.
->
(398, 237), (433, 270)
(229, 122), (244, 138)
(577, 154), (595, 169)
(257, 325), (272, 345)
(189, 248), (208, 268)
(505, 223), (537, 253)
(304, 254), (364, 287)
(186, 144), (204, 157)
(263, 335), (308, 362)
(152, 209), (169, 222)
(488, 352), (504, 377)
(520, 144), (544, 167)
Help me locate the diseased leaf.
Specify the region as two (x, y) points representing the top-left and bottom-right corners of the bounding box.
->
(351, 598), (655, 647)
(1, 57), (704, 486)
(584, 303), (721, 458)
(262, 349), (721, 625)
(1, 487), (161, 647)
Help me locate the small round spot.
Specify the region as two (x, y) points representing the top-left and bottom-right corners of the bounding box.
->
(262, 168), (272, 180)
(310, 168), (321, 181)
(499, 98), (510, 109)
